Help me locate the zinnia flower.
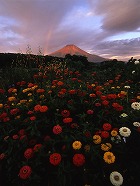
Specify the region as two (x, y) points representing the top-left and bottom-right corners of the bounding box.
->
(102, 123), (112, 131)
(24, 148), (34, 159)
(133, 121), (140, 127)
(73, 153), (85, 166)
(72, 141), (82, 150)
(93, 135), (101, 144)
(111, 130), (118, 137)
(119, 127), (131, 137)
(33, 144), (42, 152)
(101, 143), (112, 151)
(49, 153), (61, 166)
(61, 110), (70, 117)
(110, 171), (123, 186)
(131, 102), (140, 110)
(63, 117), (73, 123)
(19, 165), (32, 180)
(53, 125), (62, 134)
(103, 151), (115, 164)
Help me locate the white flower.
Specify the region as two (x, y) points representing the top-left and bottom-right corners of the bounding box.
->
(124, 85), (130, 89)
(132, 70), (135, 74)
(131, 102), (140, 110)
(134, 60), (140, 64)
(133, 122), (140, 127)
(110, 171), (123, 186)
(120, 113), (128, 118)
(119, 127), (131, 137)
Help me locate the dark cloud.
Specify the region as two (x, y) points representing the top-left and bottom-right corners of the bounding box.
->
(89, 0), (140, 33)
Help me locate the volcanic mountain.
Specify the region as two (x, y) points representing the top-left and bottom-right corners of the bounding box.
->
(49, 44), (106, 62)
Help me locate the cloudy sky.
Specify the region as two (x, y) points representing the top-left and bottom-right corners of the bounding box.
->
(0, 0), (140, 61)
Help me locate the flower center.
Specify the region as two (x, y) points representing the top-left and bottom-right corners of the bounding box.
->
(23, 169), (28, 174)
(114, 175), (119, 181)
(107, 155), (112, 159)
(123, 129), (127, 132)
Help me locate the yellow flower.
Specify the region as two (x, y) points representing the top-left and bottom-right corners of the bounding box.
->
(20, 100), (27, 104)
(91, 84), (95, 87)
(72, 141), (82, 150)
(116, 86), (120, 89)
(31, 85), (38, 91)
(40, 95), (45, 99)
(29, 99), (33, 102)
(28, 93), (32, 96)
(103, 151), (115, 164)
(120, 91), (127, 95)
(0, 104), (3, 109)
(93, 135), (101, 144)
(22, 88), (31, 93)
(137, 95), (140, 100)
(101, 143), (112, 151)
(111, 130), (118, 137)
(8, 96), (16, 102)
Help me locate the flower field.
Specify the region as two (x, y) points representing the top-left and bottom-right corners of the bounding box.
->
(0, 58), (140, 186)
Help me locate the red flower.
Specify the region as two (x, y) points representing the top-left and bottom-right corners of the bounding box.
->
(68, 89), (77, 95)
(101, 131), (109, 138)
(103, 123), (112, 131)
(33, 144), (42, 152)
(107, 94), (117, 99)
(0, 153), (6, 160)
(86, 109), (94, 115)
(100, 95), (107, 100)
(44, 135), (52, 142)
(95, 102), (101, 107)
(12, 134), (19, 140)
(49, 153), (61, 166)
(27, 111), (34, 115)
(0, 89), (5, 94)
(96, 91), (102, 96)
(102, 100), (109, 106)
(30, 116), (36, 121)
(63, 117), (73, 123)
(10, 108), (20, 115)
(61, 110), (70, 117)
(53, 125), (62, 134)
(24, 148), (34, 159)
(112, 103), (123, 111)
(73, 154), (85, 167)
(18, 129), (26, 136)
(84, 131), (91, 138)
(19, 165), (32, 180)
(3, 117), (10, 122)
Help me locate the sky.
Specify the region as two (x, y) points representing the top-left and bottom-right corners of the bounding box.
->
(0, 0), (140, 61)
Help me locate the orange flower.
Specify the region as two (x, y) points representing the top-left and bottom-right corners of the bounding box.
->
(63, 117), (73, 123)
(36, 89), (45, 93)
(68, 89), (77, 95)
(34, 105), (48, 112)
(57, 81), (64, 86)
(39, 106), (48, 112)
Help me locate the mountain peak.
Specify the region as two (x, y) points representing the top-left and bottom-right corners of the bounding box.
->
(49, 44), (106, 62)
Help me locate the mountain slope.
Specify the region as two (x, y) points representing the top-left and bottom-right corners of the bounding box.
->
(49, 44), (106, 62)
